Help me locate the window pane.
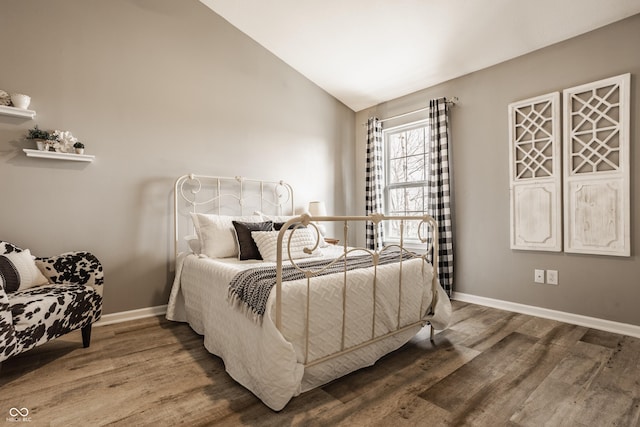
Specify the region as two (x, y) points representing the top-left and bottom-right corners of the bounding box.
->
(388, 133), (406, 159)
(386, 218), (425, 240)
(387, 219), (402, 239)
(388, 187), (406, 214)
(405, 128), (425, 155)
(404, 220), (419, 239)
(405, 154), (425, 182)
(388, 158), (406, 184)
(405, 186), (426, 212)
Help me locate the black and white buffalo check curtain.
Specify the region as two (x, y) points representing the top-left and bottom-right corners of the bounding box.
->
(428, 97), (454, 295)
(365, 117), (384, 251)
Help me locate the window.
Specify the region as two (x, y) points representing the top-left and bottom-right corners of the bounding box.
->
(383, 120), (430, 242)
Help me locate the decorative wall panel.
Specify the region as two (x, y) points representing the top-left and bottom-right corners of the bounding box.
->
(563, 73), (630, 256)
(509, 92), (561, 251)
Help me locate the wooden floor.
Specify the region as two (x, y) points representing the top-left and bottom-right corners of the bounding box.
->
(2, 301), (639, 426)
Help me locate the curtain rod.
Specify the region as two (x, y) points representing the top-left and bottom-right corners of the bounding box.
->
(366, 96), (458, 125)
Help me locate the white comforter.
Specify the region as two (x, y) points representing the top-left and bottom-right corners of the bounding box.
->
(166, 247), (451, 410)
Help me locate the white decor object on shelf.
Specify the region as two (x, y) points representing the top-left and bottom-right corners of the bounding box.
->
(10, 93), (31, 109)
(52, 130), (78, 153)
(563, 73), (630, 257)
(508, 92), (562, 252)
(0, 105), (36, 119)
(23, 149), (94, 163)
(0, 89), (11, 106)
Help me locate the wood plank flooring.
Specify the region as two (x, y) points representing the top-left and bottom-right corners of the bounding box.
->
(1, 301), (639, 426)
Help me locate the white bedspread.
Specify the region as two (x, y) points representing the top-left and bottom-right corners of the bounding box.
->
(166, 247), (451, 410)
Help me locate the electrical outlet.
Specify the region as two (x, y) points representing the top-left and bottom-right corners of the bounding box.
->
(547, 270), (558, 285)
(534, 269), (545, 283)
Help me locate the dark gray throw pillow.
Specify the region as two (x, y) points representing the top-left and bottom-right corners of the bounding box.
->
(273, 222), (305, 231)
(233, 220), (273, 260)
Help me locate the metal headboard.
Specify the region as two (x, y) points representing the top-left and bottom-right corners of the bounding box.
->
(174, 174), (294, 259)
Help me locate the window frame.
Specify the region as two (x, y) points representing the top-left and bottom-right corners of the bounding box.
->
(382, 119), (431, 245)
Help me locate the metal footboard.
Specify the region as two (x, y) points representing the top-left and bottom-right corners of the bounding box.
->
(275, 213), (439, 367)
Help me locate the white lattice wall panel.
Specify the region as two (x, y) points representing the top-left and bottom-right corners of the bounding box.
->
(563, 73), (630, 256)
(509, 92), (561, 251)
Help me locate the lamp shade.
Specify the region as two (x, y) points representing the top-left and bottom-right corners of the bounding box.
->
(308, 201), (327, 217)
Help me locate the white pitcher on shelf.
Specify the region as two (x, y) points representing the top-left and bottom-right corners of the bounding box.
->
(52, 130), (78, 153)
(10, 93), (30, 109)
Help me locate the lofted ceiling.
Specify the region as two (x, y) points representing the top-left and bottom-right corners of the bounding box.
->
(201, 0), (640, 112)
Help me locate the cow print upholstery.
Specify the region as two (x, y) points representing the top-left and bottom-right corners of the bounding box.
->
(0, 241), (103, 362)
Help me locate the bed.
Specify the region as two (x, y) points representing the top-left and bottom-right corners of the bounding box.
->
(166, 174), (451, 410)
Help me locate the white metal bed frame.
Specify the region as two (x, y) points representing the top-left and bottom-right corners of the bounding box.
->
(174, 174), (441, 369)
(174, 173), (294, 260)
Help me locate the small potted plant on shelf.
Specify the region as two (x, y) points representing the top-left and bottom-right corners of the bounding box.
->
(26, 125), (56, 151)
(73, 142), (85, 154)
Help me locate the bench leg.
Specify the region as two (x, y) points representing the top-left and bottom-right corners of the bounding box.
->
(81, 325), (92, 348)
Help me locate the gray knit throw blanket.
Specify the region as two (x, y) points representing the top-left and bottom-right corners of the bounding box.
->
(228, 250), (416, 323)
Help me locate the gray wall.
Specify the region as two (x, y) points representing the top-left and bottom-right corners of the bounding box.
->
(0, 0), (354, 314)
(355, 14), (640, 326)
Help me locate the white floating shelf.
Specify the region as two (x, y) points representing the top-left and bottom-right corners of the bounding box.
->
(23, 149), (95, 163)
(0, 105), (36, 119)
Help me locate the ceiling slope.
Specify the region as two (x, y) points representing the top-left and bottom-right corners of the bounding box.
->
(201, 0), (640, 111)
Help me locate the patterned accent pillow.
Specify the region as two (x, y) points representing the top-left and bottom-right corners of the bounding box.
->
(232, 220), (273, 260)
(256, 212), (328, 248)
(190, 213), (262, 258)
(0, 249), (49, 292)
(251, 228), (322, 262)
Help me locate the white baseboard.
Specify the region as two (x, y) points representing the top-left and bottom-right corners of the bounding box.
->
(452, 292), (640, 339)
(94, 296), (640, 339)
(95, 305), (167, 327)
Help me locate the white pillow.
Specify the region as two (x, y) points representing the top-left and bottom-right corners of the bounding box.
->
(251, 228), (322, 262)
(0, 249), (49, 293)
(254, 211), (296, 223)
(184, 235), (201, 254)
(190, 213), (261, 258)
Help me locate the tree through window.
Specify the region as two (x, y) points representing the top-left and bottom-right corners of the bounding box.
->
(384, 120), (430, 242)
